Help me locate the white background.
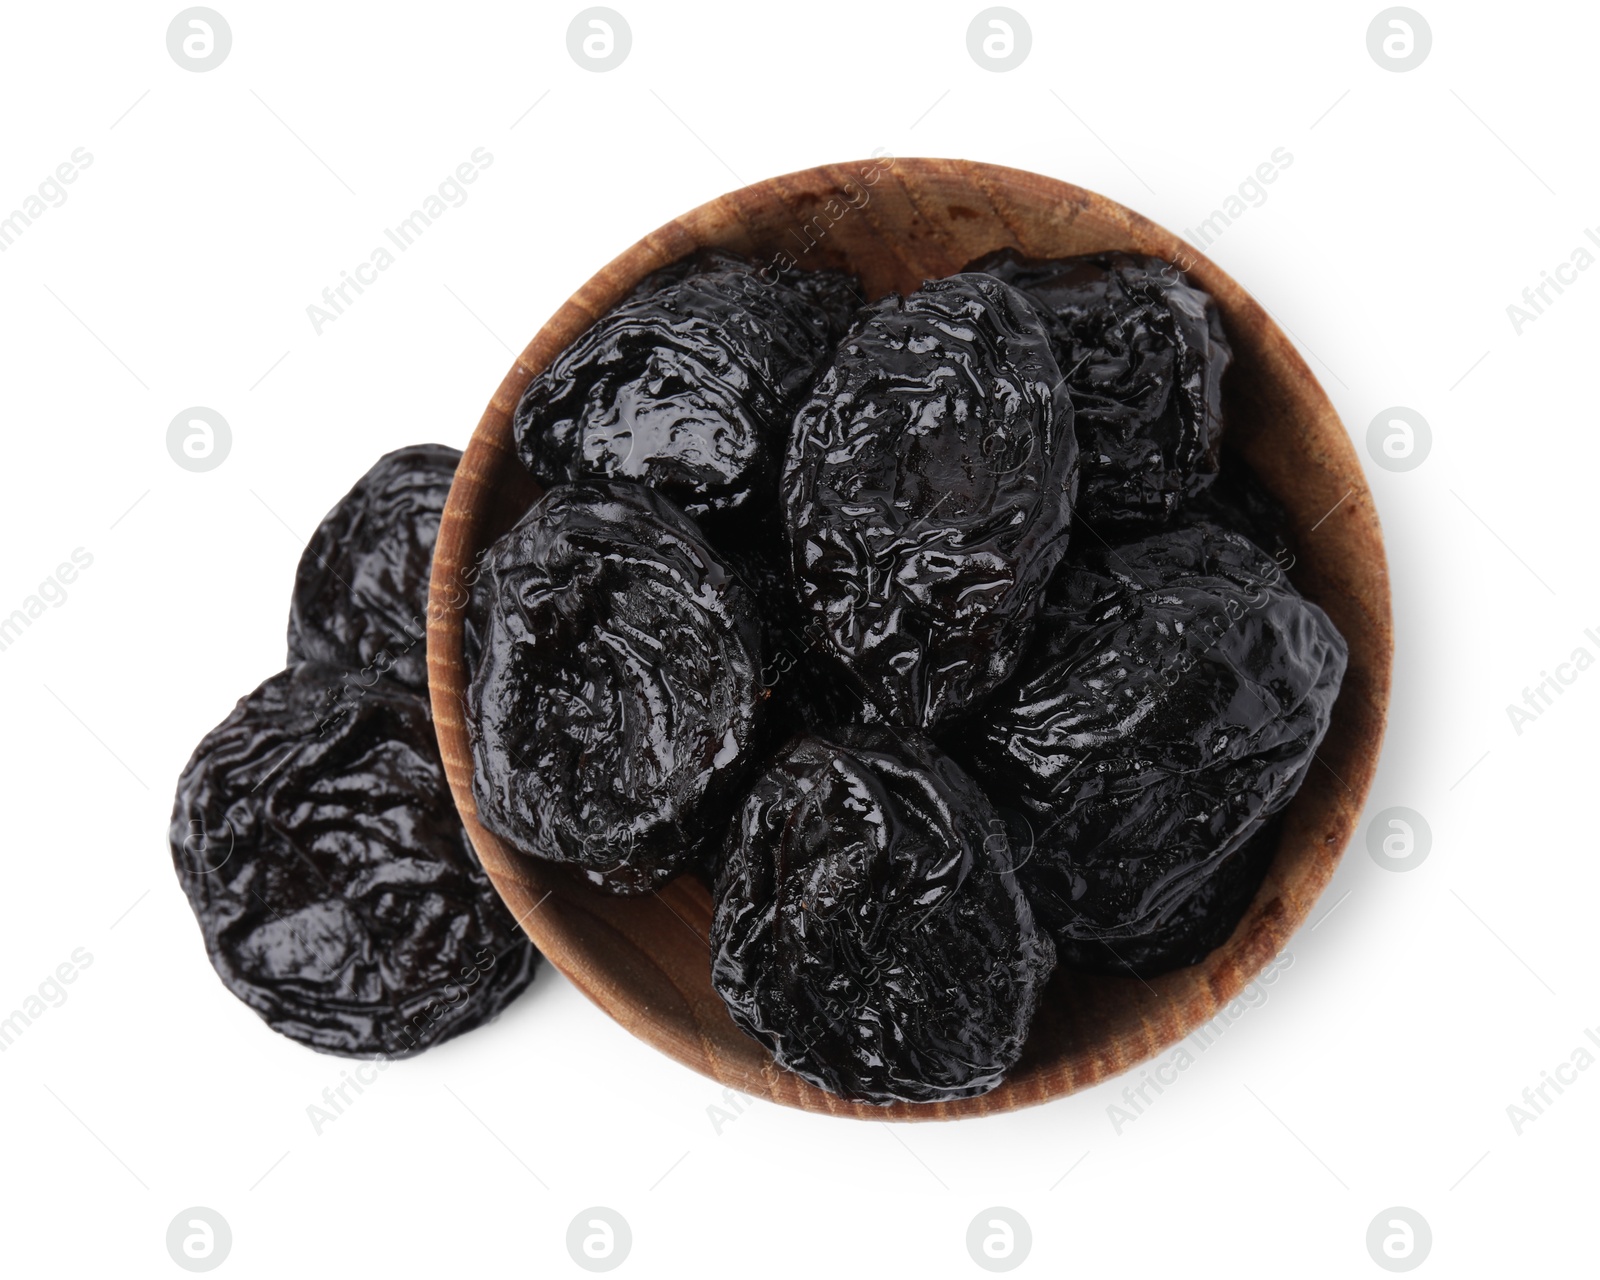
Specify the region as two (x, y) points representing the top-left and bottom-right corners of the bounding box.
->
(1, 1), (1594, 1275)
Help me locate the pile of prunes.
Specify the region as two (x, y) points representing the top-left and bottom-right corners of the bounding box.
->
(467, 248), (1349, 1105)
(170, 447), (540, 1059)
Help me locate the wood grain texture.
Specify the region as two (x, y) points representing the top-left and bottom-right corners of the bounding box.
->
(425, 158), (1393, 1121)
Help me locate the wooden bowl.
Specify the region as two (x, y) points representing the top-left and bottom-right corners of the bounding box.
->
(426, 158), (1392, 1121)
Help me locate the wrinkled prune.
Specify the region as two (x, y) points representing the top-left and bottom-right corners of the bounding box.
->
(1050, 815), (1283, 975)
(1178, 452), (1293, 565)
(711, 729), (1054, 1104)
(286, 444), (460, 692)
(462, 549), (496, 683)
(783, 273), (1078, 728)
(953, 523), (1345, 974)
(965, 250), (1231, 529)
(513, 251), (854, 519)
(785, 265), (866, 342)
(170, 663), (539, 1057)
(468, 480), (764, 886)
(718, 536), (875, 738)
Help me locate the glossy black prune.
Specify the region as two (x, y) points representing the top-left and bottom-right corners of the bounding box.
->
(953, 523), (1346, 975)
(286, 444), (460, 692)
(965, 250), (1231, 529)
(719, 535), (876, 739)
(712, 729), (1054, 1104)
(785, 266), (866, 342)
(467, 480), (764, 887)
(1178, 453), (1293, 566)
(783, 272), (1078, 728)
(169, 663), (539, 1057)
(1049, 815), (1283, 975)
(461, 550), (495, 684)
(465, 521), (678, 901)
(513, 251), (855, 519)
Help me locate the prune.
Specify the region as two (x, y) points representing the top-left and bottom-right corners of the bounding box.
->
(468, 546), (676, 904)
(711, 729), (1055, 1104)
(785, 265), (866, 342)
(1178, 453), (1293, 566)
(169, 663), (539, 1057)
(964, 250), (1231, 529)
(461, 551), (495, 683)
(513, 251), (855, 519)
(286, 444), (460, 692)
(953, 523), (1345, 974)
(718, 535), (875, 738)
(1051, 815), (1283, 975)
(782, 273), (1078, 728)
(467, 480), (764, 886)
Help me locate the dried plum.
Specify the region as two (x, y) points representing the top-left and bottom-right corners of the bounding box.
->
(782, 273), (1078, 728)
(465, 535), (678, 901)
(785, 265), (865, 341)
(286, 444), (460, 692)
(953, 523), (1345, 975)
(711, 729), (1054, 1104)
(169, 663), (539, 1057)
(513, 251), (854, 519)
(467, 480), (764, 886)
(965, 250), (1231, 528)
(461, 545), (496, 683)
(1178, 452), (1293, 565)
(1050, 815), (1283, 975)
(720, 536), (875, 737)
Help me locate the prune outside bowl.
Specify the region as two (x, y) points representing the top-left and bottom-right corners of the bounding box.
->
(427, 157), (1392, 1121)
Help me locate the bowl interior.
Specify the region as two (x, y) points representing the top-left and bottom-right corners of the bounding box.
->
(426, 157), (1392, 1120)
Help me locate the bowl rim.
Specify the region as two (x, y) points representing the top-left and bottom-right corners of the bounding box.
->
(426, 156), (1393, 1121)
